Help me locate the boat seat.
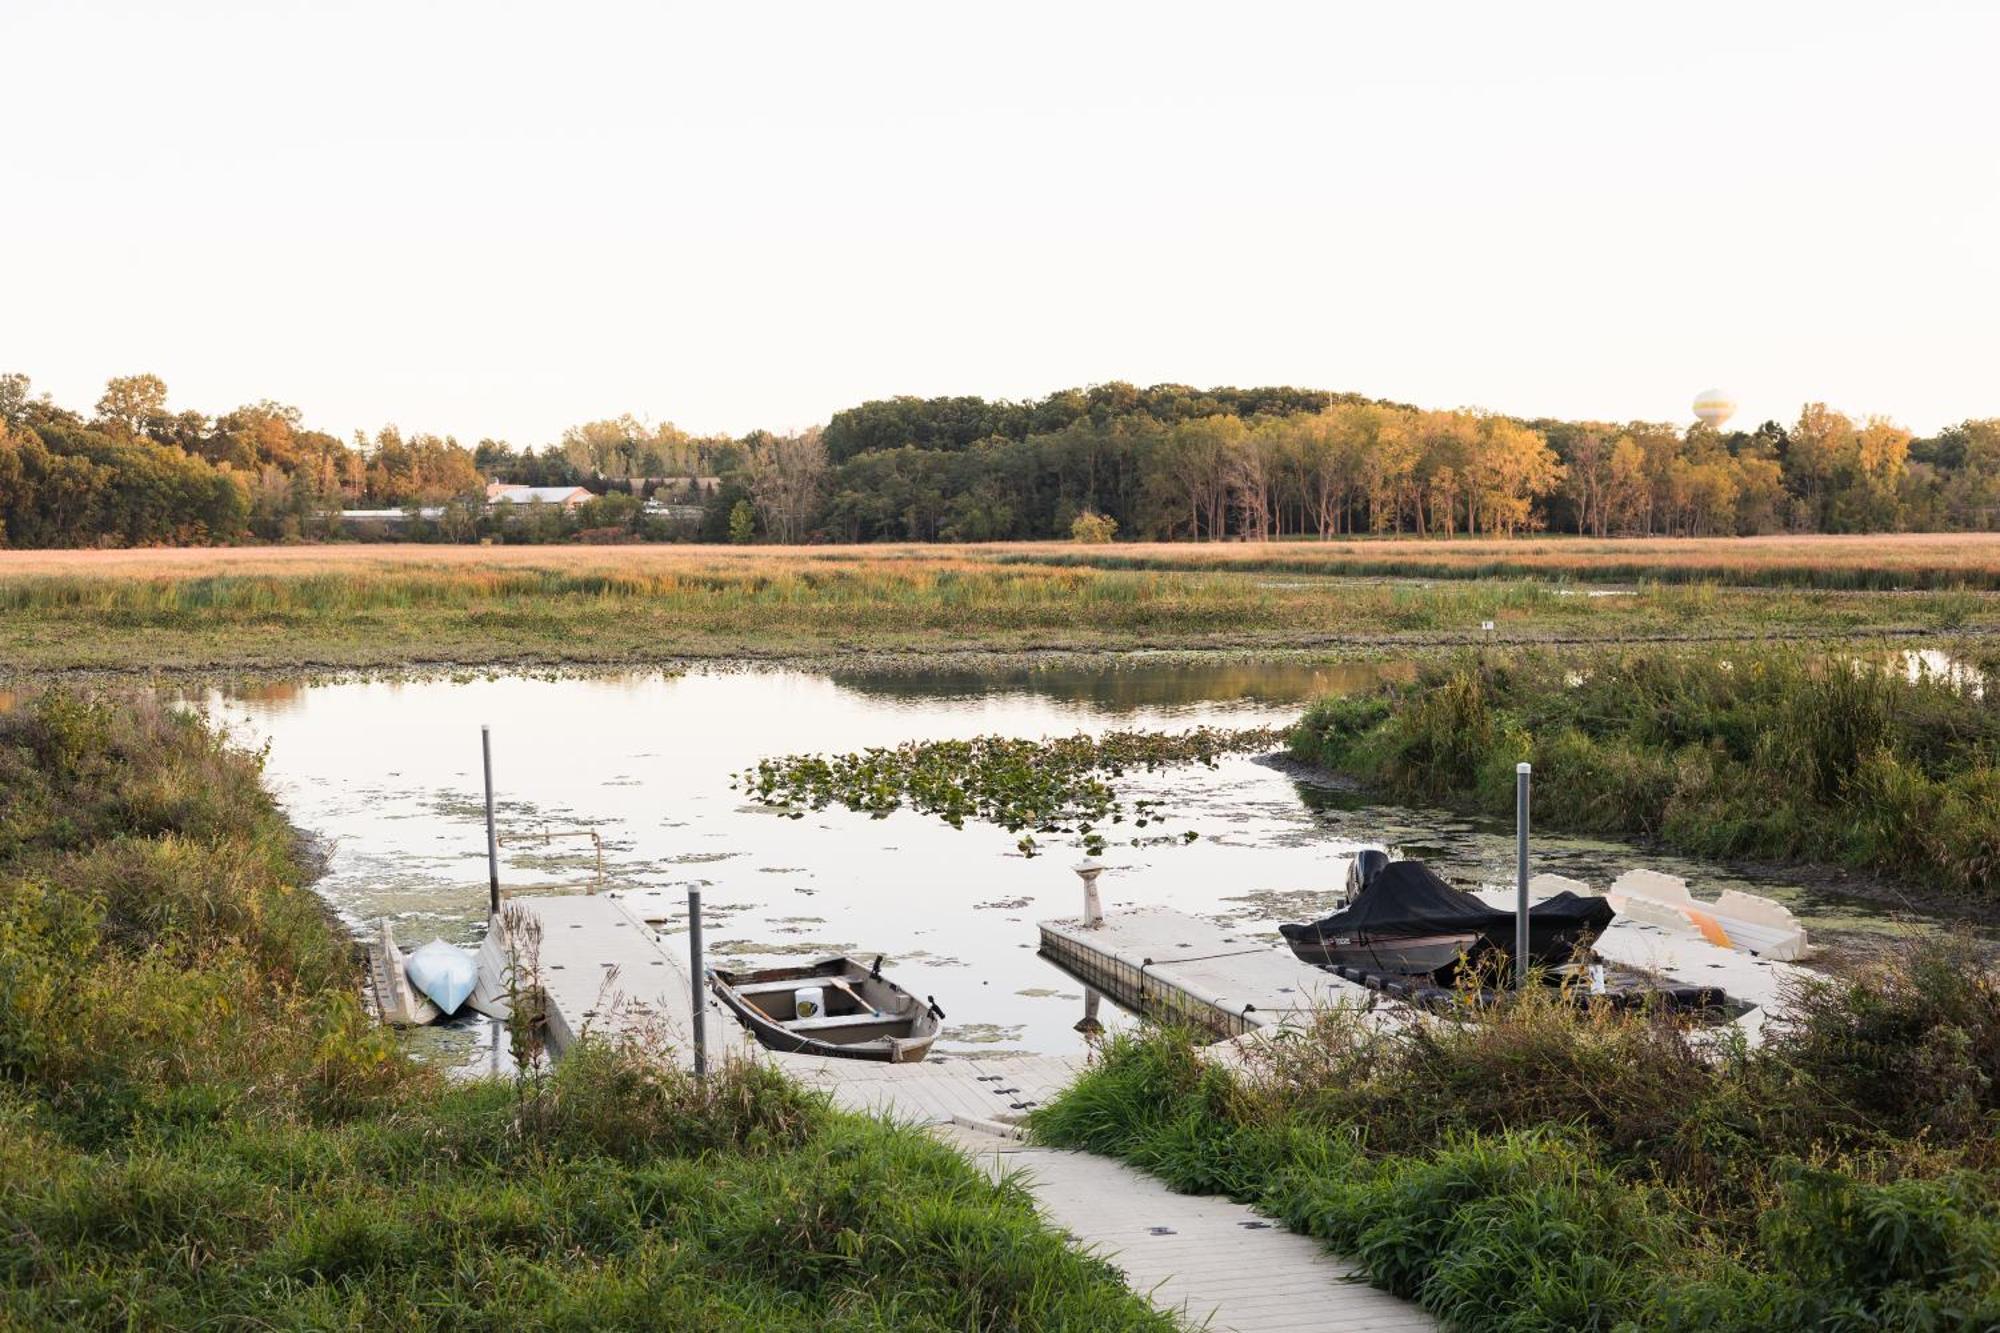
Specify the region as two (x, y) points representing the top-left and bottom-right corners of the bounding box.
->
(782, 1012), (897, 1032)
(732, 977), (849, 997)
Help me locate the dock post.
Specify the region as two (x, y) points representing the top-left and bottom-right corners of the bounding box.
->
(1074, 858), (1105, 927)
(688, 888), (707, 1080)
(482, 726), (500, 918)
(1515, 761), (1531, 988)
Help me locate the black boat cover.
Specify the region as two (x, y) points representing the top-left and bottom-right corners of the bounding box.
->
(1279, 860), (1614, 944)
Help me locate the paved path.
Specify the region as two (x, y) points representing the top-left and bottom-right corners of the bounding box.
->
(773, 1048), (1085, 1124)
(945, 1124), (1433, 1333)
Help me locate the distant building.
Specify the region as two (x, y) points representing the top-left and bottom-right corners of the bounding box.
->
(336, 506), (444, 524)
(485, 483), (596, 508)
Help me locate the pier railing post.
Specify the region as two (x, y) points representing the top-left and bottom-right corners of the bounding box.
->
(1074, 859), (1105, 927)
(1515, 761), (1531, 989)
(688, 888), (707, 1080)
(482, 726), (500, 918)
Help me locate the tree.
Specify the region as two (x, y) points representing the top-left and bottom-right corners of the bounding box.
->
(727, 499), (756, 543)
(745, 429), (828, 544)
(0, 373), (32, 427)
(95, 374), (169, 437)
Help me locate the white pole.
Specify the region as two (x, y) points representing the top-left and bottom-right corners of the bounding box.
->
(1515, 761), (1531, 989)
(1075, 859), (1105, 927)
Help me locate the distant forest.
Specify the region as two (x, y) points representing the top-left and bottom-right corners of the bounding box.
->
(3, 370), (1998, 547)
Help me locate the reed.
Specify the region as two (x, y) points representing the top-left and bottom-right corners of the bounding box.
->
(2, 545), (1993, 674)
(1291, 646), (2000, 901)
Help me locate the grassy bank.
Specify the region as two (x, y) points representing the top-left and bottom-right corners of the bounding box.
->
(0, 693), (1170, 1329)
(3, 545), (1998, 676)
(1035, 948), (2000, 1331)
(1291, 648), (2000, 902)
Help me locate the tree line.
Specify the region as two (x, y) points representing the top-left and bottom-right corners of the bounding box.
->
(3, 370), (1997, 547)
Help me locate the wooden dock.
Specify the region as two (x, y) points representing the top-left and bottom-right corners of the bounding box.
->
(1038, 906), (1382, 1038)
(490, 893), (758, 1063)
(492, 893), (1079, 1124)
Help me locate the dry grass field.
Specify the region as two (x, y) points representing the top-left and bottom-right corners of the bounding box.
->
(8, 531), (2000, 584)
(998, 532), (2000, 589)
(1, 536), (1996, 676)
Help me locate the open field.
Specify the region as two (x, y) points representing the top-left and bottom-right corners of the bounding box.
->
(4, 540), (2000, 676)
(1007, 532), (2000, 589)
(13, 532), (2000, 585)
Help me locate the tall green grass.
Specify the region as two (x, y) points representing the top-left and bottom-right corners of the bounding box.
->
(0, 692), (1172, 1329)
(1034, 943), (2000, 1331)
(1291, 647), (2000, 900)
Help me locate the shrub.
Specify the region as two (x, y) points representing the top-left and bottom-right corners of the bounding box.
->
(1070, 510), (1118, 543)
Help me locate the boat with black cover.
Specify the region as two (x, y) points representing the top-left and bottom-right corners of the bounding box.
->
(1279, 856), (1614, 982)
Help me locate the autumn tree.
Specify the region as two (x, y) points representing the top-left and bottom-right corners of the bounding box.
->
(94, 374), (169, 437)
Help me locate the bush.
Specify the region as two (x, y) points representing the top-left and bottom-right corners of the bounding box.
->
(1070, 510), (1118, 543)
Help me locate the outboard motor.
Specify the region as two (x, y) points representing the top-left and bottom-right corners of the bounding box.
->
(1345, 848), (1391, 902)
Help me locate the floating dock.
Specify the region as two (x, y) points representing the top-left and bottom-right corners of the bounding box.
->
(484, 893), (758, 1063)
(485, 893), (1083, 1126)
(1038, 906), (1381, 1038)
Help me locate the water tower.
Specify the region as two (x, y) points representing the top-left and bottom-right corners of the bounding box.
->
(1692, 388), (1737, 431)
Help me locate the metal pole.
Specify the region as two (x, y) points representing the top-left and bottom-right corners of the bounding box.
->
(482, 726), (500, 918)
(688, 888), (707, 1080)
(1515, 761), (1531, 989)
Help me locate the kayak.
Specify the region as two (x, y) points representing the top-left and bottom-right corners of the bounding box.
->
(404, 937), (478, 1015)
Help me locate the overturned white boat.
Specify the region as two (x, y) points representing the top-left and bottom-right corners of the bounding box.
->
(367, 919), (487, 1024)
(1603, 869), (1811, 962)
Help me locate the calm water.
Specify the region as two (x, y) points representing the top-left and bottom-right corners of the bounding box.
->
(202, 661), (1923, 1066)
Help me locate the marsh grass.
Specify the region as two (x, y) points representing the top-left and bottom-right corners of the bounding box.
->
(1292, 647), (2000, 900)
(1035, 939), (2000, 1331)
(0, 545), (1991, 674)
(0, 691), (1173, 1329)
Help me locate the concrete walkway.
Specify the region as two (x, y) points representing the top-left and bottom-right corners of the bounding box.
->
(940, 1123), (1433, 1333)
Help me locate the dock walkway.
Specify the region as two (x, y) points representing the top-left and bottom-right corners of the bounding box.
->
(1039, 905), (1384, 1037)
(947, 1124), (1433, 1333)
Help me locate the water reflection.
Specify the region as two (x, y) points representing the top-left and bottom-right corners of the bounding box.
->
(829, 660), (1413, 714)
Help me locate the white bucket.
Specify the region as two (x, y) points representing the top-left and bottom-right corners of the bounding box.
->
(795, 985), (825, 1020)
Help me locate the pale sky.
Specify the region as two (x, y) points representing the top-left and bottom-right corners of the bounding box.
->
(5, 1), (1996, 442)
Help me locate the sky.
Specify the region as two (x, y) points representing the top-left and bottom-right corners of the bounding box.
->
(4, 1), (1996, 443)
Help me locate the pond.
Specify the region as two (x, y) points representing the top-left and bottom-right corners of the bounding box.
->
(202, 660), (1925, 1068)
